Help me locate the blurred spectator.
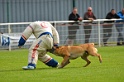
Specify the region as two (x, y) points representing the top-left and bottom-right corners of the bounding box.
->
(0, 32), (3, 34)
(66, 7), (82, 45)
(116, 8), (124, 45)
(103, 9), (120, 46)
(83, 7), (96, 43)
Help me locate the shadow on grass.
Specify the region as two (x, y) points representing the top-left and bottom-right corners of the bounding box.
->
(0, 68), (55, 72)
(0, 66), (83, 72)
(0, 69), (24, 72)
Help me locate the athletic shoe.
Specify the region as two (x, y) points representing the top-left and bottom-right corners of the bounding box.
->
(117, 43), (122, 46)
(22, 65), (35, 70)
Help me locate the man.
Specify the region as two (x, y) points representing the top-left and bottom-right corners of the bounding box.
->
(103, 9), (120, 46)
(83, 7), (96, 43)
(0, 32), (3, 34)
(18, 21), (59, 70)
(116, 8), (124, 45)
(66, 7), (82, 45)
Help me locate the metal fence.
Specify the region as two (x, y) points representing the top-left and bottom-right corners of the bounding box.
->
(1, 0), (123, 23)
(0, 19), (124, 50)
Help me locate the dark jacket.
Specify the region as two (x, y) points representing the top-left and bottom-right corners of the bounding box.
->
(68, 12), (81, 25)
(68, 12), (80, 21)
(105, 12), (120, 23)
(83, 12), (96, 20)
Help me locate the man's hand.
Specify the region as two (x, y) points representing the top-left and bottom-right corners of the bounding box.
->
(88, 18), (94, 21)
(78, 17), (83, 21)
(47, 43), (59, 53)
(54, 43), (59, 49)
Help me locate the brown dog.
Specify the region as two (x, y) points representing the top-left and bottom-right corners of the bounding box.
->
(49, 43), (102, 68)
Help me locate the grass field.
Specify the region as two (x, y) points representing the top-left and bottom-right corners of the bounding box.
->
(0, 46), (124, 82)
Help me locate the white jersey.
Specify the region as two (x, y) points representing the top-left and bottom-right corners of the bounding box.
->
(21, 21), (59, 44)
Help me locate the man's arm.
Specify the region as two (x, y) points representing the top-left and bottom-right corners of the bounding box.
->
(83, 13), (89, 20)
(69, 14), (79, 21)
(118, 13), (124, 19)
(115, 14), (120, 18)
(92, 13), (96, 19)
(18, 24), (33, 47)
(51, 25), (59, 45)
(106, 13), (112, 19)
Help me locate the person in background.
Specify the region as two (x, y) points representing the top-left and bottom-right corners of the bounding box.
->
(116, 8), (124, 45)
(83, 7), (96, 43)
(103, 9), (120, 46)
(0, 32), (3, 34)
(66, 7), (82, 45)
(18, 21), (59, 70)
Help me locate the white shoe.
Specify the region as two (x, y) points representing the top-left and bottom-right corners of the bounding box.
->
(22, 66), (35, 70)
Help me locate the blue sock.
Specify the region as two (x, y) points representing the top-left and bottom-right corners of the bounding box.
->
(28, 63), (36, 68)
(45, 59), (58, 67)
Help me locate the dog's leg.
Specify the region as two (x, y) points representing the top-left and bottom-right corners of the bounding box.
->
(81, 52), (91, 67)
(89, 52), (102, 63)
(88, 48), (102, 63)
(64, 59), (70, 66)
(96, 53), (102, 63)
(58, 56), (70, 68)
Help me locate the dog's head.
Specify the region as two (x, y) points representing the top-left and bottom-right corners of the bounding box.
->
(47, 46), (62, 54)
(47, 45), (69, 56)
(53, 46), (65, 53)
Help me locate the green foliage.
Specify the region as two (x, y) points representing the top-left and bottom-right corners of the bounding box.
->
(0, 46), (124, 82)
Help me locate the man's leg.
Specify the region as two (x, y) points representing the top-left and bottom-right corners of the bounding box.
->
(84, 25), (92, 43)
(22, 39), (41, 70)
(103, 25), (112, 45)
(38, 35), (59, 67)
(107, 26), (112, 41)
(116, 27), (121, 45)
(38, 54), (59, 67)
(65, 39), (74, 45)
(116, 27), (124, 45)
(66, 26), (78, 45)
(22, 35), (59, 70)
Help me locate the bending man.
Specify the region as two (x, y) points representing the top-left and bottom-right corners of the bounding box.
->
(18, 21), (59, 70)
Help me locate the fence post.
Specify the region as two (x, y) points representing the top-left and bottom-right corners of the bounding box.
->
(7, 0), (10, 23)
(73, 0), (76, 8)
(8, 24), (11, 51)
(54, 21), (57, 28)
(8, 24), (11, 34)
(98, 20), (101, 47)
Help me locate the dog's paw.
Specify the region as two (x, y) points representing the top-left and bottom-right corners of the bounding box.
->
(100, 60), (102, 63)
(83, 61), (91, 67)
(57, 65), (63, 69)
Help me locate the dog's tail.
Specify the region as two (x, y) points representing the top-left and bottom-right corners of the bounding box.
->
(94, 48), (98, 53)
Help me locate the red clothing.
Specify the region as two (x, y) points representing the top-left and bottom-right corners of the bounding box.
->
(83, 12), (96, 20)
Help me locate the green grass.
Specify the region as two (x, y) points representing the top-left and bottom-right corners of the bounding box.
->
(0, 46), (124, 82)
